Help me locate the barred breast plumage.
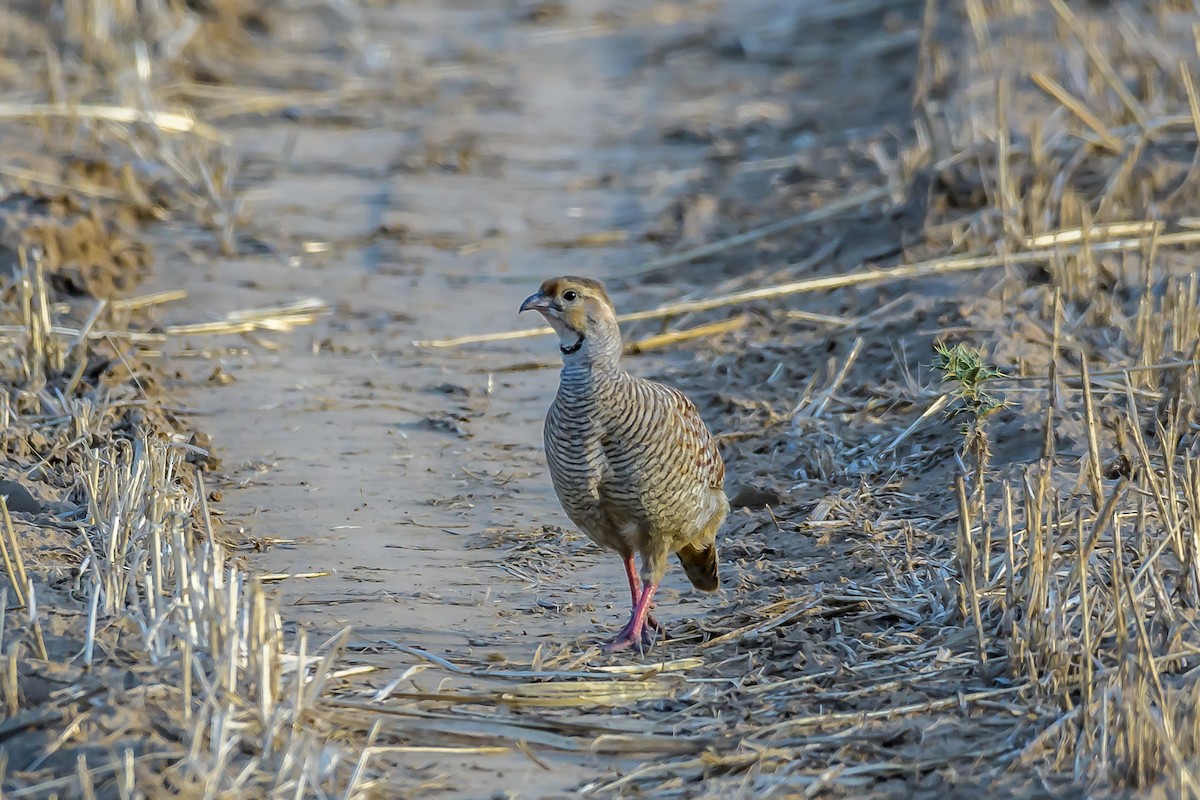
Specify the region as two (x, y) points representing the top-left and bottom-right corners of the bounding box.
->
(544, 368), (727, 567)
(519, 276), (728, 653)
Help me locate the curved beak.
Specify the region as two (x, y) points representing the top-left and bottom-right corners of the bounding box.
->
(519, 291), (553, 313)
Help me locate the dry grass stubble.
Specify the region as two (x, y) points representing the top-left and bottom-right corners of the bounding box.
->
(0, 1), (371, 796)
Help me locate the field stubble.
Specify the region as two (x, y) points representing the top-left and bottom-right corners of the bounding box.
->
(0, 1), (368, 797)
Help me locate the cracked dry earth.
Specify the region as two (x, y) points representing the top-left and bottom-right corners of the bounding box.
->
(144, 0), (895, 796)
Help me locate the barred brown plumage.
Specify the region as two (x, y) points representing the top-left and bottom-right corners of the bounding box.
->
(519, 276), (728, 653)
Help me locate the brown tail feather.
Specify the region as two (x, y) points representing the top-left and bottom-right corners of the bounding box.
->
(677, 543), (719, 592)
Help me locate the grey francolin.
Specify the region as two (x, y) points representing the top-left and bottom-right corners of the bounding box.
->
(519, 276), (728, 652)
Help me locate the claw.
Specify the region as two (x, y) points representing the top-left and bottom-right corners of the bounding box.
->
(641, 624), (658, 649)
(602, 632), (638, 653)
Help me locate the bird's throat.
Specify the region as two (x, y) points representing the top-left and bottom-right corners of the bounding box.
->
(560, 334), (584, 355)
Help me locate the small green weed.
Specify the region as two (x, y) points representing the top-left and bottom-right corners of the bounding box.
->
(932, 342), (1007, 422)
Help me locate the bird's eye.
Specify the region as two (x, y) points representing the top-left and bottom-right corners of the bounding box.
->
(562, 290), (578, 302)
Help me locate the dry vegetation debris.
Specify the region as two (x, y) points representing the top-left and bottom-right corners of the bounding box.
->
(625, 1), (1200, 796)
(0, 1), (363, 797)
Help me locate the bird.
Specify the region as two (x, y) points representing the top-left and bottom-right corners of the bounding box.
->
(519, 276), (728, 652)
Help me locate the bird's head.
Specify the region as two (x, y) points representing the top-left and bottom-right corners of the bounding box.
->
(519, 276), (620, 361)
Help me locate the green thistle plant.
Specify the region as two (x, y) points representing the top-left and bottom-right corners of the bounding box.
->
(932, 342), (1007, 422)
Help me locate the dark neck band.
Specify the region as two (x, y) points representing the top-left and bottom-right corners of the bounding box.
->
(560, 334), (584, 355)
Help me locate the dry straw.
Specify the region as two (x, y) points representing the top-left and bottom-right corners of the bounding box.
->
(0, 248), (350, 794)
(0, 1), (359, 793)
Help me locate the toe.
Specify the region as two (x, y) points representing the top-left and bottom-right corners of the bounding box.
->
(603, 634), (635, 653)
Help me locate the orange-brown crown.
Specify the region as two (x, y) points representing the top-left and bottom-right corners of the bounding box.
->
(537, 276), (612, 309)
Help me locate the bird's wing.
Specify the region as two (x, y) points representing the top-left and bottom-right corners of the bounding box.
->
(659, 384), (726, 490)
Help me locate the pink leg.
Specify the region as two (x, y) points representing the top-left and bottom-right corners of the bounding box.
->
(621, 555), (664, 634)
(604, 582), (659, 653)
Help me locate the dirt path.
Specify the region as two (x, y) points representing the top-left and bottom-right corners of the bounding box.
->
(149, 1), (770, 794)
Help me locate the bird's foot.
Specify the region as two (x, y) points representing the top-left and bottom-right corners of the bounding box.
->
(603, 618), (657, 654)
(605, 581), (660, 654)
(602, 627), (656, 654)
(647, 614), (666, 636)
